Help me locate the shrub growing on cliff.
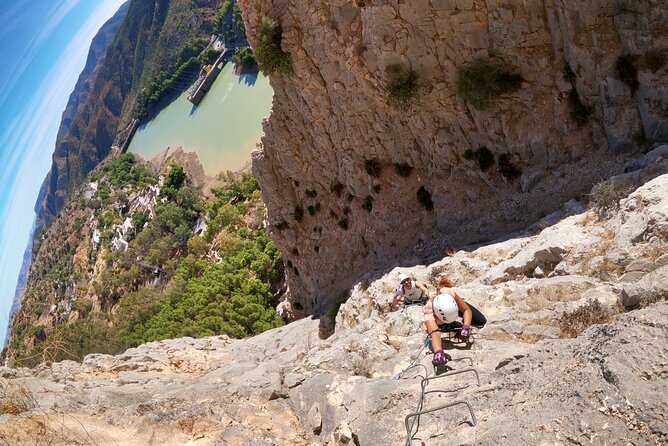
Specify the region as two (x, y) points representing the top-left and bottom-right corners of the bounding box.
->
(394, 162), (413, 177)
(255, 16), (292, 75)
(615, 54), (639, 93)
(364, 159), (382, 177)
(590, 178), (629, 220)
(559, 299), (614, 338)
(417, 186), (434, 211)
(568, 88), (592, 126)
(464, 147), (494, 171)
(497, 154), (522, 180)
(385, 64), (423, 111)
(362, 195), (374, 212)
(232, 48), (257, 72)
(456, 59), (522, 110)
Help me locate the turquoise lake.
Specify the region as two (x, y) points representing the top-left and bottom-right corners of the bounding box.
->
(128, 63), (273, 175)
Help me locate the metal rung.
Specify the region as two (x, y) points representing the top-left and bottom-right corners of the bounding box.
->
(405, 400), (477, 446)
(404, 366), (480, 445)
(397, 363), (430, 380)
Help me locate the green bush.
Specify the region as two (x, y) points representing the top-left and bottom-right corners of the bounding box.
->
(464, 146), (494, 171)
(417, 186), (434, 211)
(615, 54), (639, 93)
(590, 178), (629, 220)
(232, 47), (257, 72)
(568, 88), (591, 126)
(362, 196), (374, 212)
(255, 16), (292, 75)
(394, 162), (413, 177)
(497, 154), (522, 180)
(385, 64), (422, 111)
(364, 159), (382, 177)
(456, 59), (522, 110)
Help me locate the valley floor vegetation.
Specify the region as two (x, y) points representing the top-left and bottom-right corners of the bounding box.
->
(3, 154), (284, 367)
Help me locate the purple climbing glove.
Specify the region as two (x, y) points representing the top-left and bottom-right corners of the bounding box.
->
(432, 349), (448, 366)
(459, 324), (472, 342)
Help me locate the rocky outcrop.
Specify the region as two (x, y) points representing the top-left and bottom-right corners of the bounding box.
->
(242, 0), (668, 314)
(2, 172), (667, 445)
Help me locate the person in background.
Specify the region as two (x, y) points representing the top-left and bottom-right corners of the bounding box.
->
(390, 273), (429, 310)
(424, 277), (487, 367)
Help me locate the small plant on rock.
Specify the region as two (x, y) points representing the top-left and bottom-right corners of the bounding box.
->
(364, 159), (382, 177)
(417, 186), (434, 211)
(562, 62), (576, 83)
(568, 88), (592, 126)
(497, 154), (522, 180)
(559, 299), (614, 338)
(456, 59), (522, 110)
(614, 54), (639, 93)
(362, 195), (374, 212)
(394, 162), (413, 177)
(464, 147), (494, 171)
(256, 15), (292, 75)
(590, 178), (630, 220)
(385, 64), (424, 111)
(293, 205), (304, 222)
(331, 181), (344, 197)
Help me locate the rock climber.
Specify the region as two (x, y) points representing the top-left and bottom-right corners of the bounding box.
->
(390, 273), (429, 310)
(425, 277), (487, 367)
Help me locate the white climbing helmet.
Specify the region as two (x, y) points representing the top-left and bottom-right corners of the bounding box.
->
(398, 273), (410, 285)
(433, 294), (458, 323)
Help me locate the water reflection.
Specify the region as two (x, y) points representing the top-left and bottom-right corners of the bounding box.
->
(128, 63), (273, 175)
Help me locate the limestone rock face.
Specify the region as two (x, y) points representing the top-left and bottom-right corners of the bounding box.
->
(2, 174), (668, 445)
(240, 0), (668, 313)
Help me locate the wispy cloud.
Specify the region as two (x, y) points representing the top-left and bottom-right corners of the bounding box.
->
(0, 0), (128, 346)
(0, 0), (82, 110)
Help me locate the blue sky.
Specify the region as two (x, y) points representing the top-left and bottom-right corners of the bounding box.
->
(0, 0), (127, 347)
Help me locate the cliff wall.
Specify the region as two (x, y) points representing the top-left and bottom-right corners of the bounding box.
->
(242, 0), (668, 314)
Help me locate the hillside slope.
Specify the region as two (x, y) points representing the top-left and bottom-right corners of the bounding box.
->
(35, 0), (223, 235)
(5, 152), (284, 367)
(1, 148), (666, 445)
(240, 0), (668, 315)
(5, 0), (131, 347)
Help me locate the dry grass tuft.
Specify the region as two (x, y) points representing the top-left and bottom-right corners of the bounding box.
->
(559, 299), (620, 338)
(525, 281), (595, 312)
(0, 382), (34, 416)
(0, 381), (97, 445)
(502, 288), (514, 307)
(351, 356), (374, 378)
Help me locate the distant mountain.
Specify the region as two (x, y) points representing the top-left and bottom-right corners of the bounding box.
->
(34, 0), (223, 237)
(2, 2), (130, 350)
